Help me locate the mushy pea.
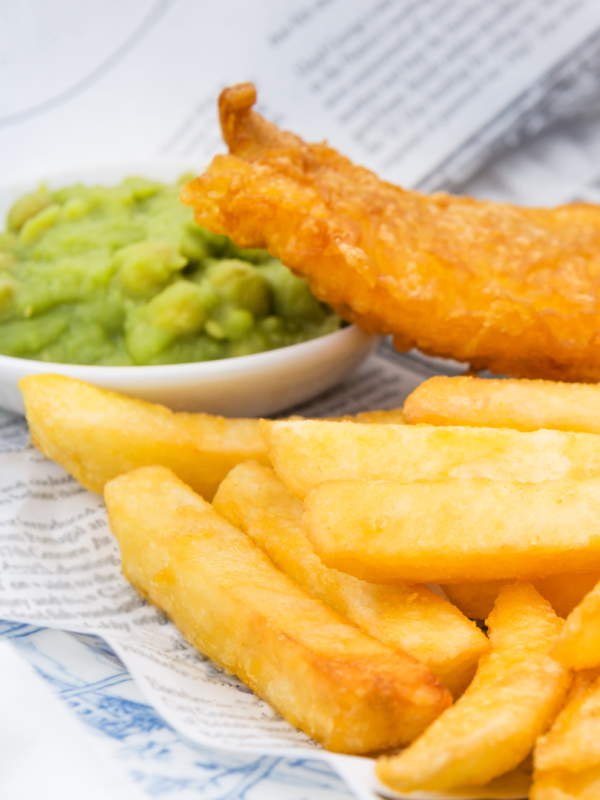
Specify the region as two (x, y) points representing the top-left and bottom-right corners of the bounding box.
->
(0, 176), (342, 365)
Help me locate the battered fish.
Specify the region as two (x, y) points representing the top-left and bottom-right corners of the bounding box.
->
(182, 83), (600, 381)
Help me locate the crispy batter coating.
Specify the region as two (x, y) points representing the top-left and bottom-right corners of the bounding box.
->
(182, 83), (600, 381)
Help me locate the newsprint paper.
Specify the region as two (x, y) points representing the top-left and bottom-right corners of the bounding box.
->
(3, 0), (600, 192)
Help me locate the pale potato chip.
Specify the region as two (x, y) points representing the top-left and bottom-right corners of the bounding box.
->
(303, 477), (600, 584)
(376, 583), (571, 793)
(105, 465), (452, 754)
(261, 419), (600, 500)
(20, 375), (407, 500)
(404, 375), (600, 434)
(20, 374), (268, 500)
(553, 579), (600, 670)
(532, 669), (600, 799)
(213, 460), (487, 696)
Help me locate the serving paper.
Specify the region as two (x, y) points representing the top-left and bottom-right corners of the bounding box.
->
(0, 348), (528, 800)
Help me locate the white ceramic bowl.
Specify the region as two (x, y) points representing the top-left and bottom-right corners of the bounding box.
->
(0, 326), (377, 416)
(0, 163), (378, 416)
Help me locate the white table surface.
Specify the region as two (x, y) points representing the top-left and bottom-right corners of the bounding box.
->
(0, 640), (138, 800)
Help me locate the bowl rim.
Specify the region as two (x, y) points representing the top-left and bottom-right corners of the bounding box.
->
(0, 325), (374, 381)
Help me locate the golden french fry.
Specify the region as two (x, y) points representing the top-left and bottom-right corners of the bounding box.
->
(260, 419), (600, 500)
(404, 375), (600, 434)
(20, 374), (269, 500)
(213, 460), (487, 697)
(105, 465), (452, 754)
(443, 573), (600, 620)
(20, 375), (406, 500)
(303, 477), (600, 584)
(376, 583), (571, 793)
(532, 669), (600, 799)
(552, 579), (600, 670)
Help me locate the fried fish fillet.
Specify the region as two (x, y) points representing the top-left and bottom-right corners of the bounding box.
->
(182, 83), (600, 381)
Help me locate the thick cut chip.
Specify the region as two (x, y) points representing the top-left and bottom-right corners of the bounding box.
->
(105, 465), (452, 754)
(552, 579), (600, 670)
(532, 766), (600, 799)
(20, 375), (407, 500)
(404, 375), (600, 434)
(261, 419), (600, 500)
(20, 374), (269, 500)
(532, 669), (600, 799)
(376, 583), (571, 793)
(303, 477), (600, 584)
(443, 573), (600, 620)
(213, 460), (487, 696)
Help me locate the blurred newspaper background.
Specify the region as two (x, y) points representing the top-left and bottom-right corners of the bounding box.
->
(3, 0), (600, 199)
(3, 1), (600, 799)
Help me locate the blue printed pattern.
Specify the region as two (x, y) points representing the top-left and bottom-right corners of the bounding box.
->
(0, 622), (353, 800)
(0, 410), (29, 454)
